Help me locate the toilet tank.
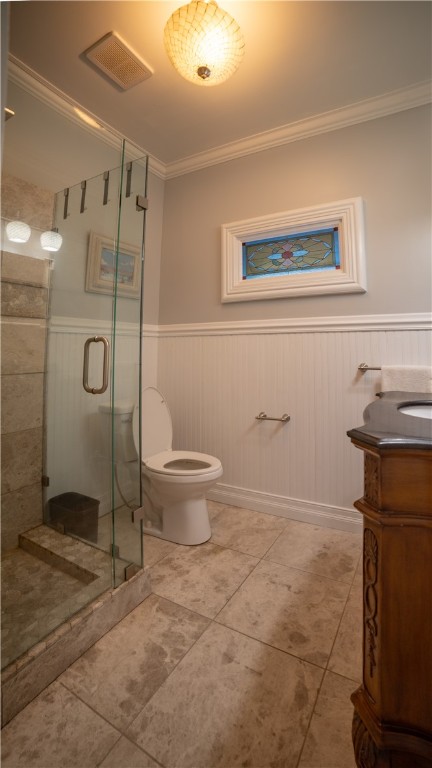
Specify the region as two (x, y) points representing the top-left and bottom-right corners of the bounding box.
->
(98, 401), (137, 462)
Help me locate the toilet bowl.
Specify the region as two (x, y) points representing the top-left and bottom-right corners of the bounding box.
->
(132, 387), (223, 545)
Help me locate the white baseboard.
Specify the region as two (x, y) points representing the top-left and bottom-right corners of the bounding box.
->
(207, 482), (363, 534)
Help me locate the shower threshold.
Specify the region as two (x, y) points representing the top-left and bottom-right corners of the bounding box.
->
(1, 524), (131, 670)
(1, 549), (151, 726)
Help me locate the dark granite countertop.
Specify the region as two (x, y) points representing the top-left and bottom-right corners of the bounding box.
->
(347, 391), (432, 449)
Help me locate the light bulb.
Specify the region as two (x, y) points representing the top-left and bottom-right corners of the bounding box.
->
(40, 230), (63, 252)
(6, 220), (31, 243)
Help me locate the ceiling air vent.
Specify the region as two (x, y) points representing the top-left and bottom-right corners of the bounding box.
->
(84, 31), (153, 90)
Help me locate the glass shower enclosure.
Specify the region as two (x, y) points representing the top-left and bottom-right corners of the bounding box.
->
(1, 69), (149, 671)
(44, 145), (148, 597)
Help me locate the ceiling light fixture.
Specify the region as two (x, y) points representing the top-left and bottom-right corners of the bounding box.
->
(40, 228), (63, 252)
(5, 220), (31, 243)
(164, 0), (245, 87)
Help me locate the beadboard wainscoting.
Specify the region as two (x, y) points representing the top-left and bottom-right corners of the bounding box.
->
(45, 314), (431, 532)
(156, 314), (431, 533)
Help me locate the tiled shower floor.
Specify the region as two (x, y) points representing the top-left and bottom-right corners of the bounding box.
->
(1, 514), (137, 669)
(1, 501), (363, 767)
(1, 547), (94, 667)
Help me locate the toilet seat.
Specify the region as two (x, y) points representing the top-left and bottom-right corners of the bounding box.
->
(133, 388), (221, 479)
(144, 450), (222, 476)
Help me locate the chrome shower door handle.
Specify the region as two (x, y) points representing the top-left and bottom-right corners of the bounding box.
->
(83, 336), (110, 394)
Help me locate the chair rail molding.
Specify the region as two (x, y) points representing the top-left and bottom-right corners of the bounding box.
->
(155, 312), (432, 338)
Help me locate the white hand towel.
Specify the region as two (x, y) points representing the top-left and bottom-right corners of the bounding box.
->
(381, 365), (432, 393)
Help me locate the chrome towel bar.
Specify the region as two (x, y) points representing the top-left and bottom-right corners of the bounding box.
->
(256, 412), (290, 423)
(358, 363), (381, 372)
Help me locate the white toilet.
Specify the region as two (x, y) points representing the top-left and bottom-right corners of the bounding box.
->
(132, 387), (223, 545)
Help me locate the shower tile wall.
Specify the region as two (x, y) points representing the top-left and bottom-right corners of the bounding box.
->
(1, 174), (53, 233)
(1, 251), (50, 552)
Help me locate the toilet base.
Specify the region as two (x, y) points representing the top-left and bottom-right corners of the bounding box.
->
(141, 497), (212, 546)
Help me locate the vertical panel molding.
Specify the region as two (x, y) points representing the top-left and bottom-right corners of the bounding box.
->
(157, 316), (431, 532)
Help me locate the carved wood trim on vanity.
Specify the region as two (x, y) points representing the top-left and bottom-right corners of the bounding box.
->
(349, 434), (432, 768)
(364, 453), (380, 509)
(352, 710), (387, 768)
(352, 706), (432, 768)
(363, 528), (378, 683)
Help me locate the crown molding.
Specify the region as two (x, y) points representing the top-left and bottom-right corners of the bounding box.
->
(7, 57), (166, 180)
(165, 81), (432, 178)
(8, 56), (431, 182)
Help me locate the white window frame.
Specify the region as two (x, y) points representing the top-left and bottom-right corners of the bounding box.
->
(221, 197), (366, 302)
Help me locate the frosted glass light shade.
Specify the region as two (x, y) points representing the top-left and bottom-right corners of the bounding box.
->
(40, 230), (63, 252)
(6, 220), (31, 243)
(164, 0), (245, 86)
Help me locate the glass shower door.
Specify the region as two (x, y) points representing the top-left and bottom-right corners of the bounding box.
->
(110, 147), (148, 582)
(44, 145), (147, 605)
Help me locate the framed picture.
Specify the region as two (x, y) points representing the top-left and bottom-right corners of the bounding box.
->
(85, 232), (141, 298)
(221, 197), (366, 302)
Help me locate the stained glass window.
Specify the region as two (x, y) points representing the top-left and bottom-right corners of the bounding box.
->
(242, 227), (340, 280)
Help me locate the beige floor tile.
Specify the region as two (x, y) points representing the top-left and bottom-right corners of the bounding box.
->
(149, 541), (258, 618)
(96, 508), (180, 571)
(143, 532), (180, 568)
(209, 503), (288, 557)
(3, 502), (359, 768)
(59, 594), (209, 730)
(99, 737), (160, 767)
(207, 499), (225, 516)
(352, 556), (363, 588)
(1, 547), (85, 667)
(127, 622), (323, 768)
(298, 671), (358, 767)
(328, 586), (362, 682)
(217, 559), (349, 667)
(0, 681), (119, 768)
(98, 507), (142, 567)
(265, 520), (362, 583)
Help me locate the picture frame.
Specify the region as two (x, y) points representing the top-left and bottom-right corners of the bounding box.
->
(221, 197), (366, 302)
(85, 232), (141, 298)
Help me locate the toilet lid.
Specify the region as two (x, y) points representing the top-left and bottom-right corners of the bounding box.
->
(132, 387), (173, 460)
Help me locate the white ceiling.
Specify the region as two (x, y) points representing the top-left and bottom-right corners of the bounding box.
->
(7, 1), (431, 172)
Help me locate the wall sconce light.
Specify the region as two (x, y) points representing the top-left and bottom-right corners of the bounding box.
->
(5, 220), (31, 243)
(164, 0), (245, 86)
(40, 228), (63, 252)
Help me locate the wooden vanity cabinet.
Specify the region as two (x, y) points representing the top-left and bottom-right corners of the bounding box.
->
(349, 440), (432, 768)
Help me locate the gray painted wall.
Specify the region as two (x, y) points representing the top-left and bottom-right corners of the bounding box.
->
(144, 171), (164, 326)
(159, 106), (431, 325)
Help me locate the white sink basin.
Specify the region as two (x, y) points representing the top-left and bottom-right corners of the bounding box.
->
(399, 404), (432, 419)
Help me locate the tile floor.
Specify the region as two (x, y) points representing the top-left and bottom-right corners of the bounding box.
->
(1, 502), (363, 768)
(1, 521), (132, 668)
